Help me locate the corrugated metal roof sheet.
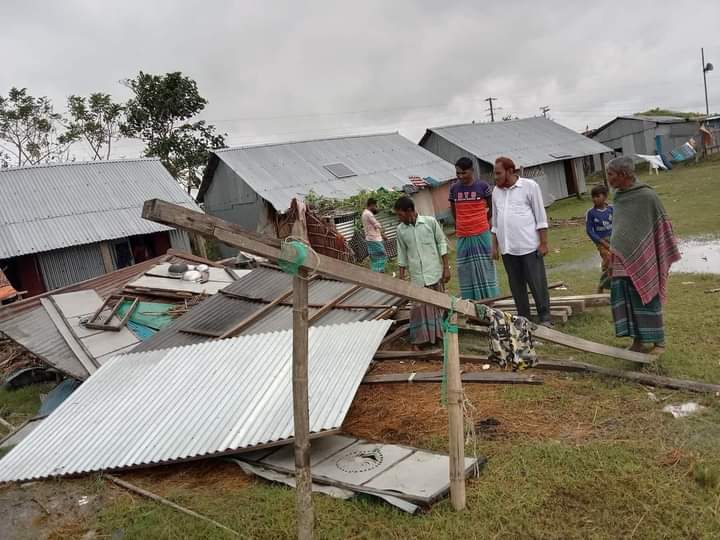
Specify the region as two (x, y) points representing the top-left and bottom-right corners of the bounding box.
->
(133, 267), (401, 352)
(0, 321), (392, 482)
(425, 117), (612, 168)
(0, 159), (202, 259)
(621, 115), (691, 123)
(198, 132), (456, 211)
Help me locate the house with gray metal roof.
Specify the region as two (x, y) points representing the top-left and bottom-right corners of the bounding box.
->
(420, 117), (611, 205)
(589, 115), (701, 167)
(196, 132), (457, 255)
(0, 158), (201, 297)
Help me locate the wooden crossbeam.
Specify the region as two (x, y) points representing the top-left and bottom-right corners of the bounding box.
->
(308, 285), (362, 324)
(219, 288), (295, 339)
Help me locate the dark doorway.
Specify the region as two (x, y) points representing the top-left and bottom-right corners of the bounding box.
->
(563, 159), (579, 196)
(112, 239), (134, 269)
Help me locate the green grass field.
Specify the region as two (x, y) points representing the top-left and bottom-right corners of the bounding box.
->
(2, 157), (720, 539)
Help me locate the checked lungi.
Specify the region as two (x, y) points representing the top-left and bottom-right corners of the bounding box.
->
(611, 277), (664, 344)
(409, 282), (446, 345)
(456, 231), (500, 300)
(367, 240), (387, 273)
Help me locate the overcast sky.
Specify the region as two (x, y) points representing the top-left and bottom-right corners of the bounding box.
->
(2, 0), (718, 159)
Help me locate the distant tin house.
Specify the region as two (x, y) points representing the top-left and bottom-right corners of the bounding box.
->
(420, 117), (611, 205)
(197, 132), (457, 256)
(0, 158), (202, 297)
(589, 115), (701, 167)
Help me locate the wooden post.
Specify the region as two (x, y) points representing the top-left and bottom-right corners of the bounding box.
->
(446, 312), (466, 510)
(600, 153), (609, 188)
(292, 269), (313, 539)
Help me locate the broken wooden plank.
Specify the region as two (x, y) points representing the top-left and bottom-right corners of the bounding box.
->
(218, 287), (295, 339)
(362, 371), (542, 385)
(373, 350), (490, 364)
(380, 323), (410, 347)
(141, 200), (655, 364)
(532, 325), (654, 364)
(492, 298), (585, 313)
(308, 285), (362, 324)
(549, 293), (609, 307)
(537, 359), (720, 394)
(498, 309), (569, 324)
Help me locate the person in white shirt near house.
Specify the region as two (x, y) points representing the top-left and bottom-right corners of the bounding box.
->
(491, 156), (552, 325)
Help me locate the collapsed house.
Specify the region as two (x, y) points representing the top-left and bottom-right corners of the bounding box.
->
(3, 199), (716, 521)
(0, 250), (229, 380)
(196, 132), (457, 258)
(420, 117), (611, 205)
(0, 159), (202, 297)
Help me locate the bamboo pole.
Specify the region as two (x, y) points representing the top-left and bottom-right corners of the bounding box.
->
(292, 269), (313, 539)
(105, 475), (240, 537)
(446, 312), (466, 510)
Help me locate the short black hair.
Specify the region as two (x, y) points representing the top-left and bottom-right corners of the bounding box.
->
(367, 197), (378, 207)
(591, 185), (609, 197)
(455, 157), (474, 171)
(394, 195), (415, 211)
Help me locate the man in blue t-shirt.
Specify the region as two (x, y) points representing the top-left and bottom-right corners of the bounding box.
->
(585, 184), (614, 292)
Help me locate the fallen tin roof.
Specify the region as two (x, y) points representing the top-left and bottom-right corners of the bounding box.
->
(133, 266), (402, 352)
(0, 320), (392, 482)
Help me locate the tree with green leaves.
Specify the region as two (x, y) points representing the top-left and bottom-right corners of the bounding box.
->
(0, 87), (74, 167)
(121, 71), (226, 192)
(65, 93), (124, 160)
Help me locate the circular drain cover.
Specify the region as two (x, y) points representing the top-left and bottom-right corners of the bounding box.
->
(335, 448), (384, 473)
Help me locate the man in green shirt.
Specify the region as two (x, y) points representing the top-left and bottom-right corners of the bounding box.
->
(394, 196), (450, 347)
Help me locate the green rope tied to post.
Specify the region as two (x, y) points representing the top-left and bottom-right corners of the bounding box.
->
(278, 238), (309, 275)
(440, 296), (459, 406)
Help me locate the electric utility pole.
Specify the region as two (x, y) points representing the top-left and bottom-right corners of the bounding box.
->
(540, 106), (550, 118)
(485, 97), (498, 122)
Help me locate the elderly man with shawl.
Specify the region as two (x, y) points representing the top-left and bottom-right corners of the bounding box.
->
(606, 156), (681, 354)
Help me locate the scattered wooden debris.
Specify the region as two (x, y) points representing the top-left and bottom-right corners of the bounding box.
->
(705, 288), (720, 294)
(537, 359), (720, 394)
(532, 325), (654, 365)
(549, 293), (610, 307)
(106, 475), (241, 537)
(83, 294), (138, 331)
(362, 371), (542, 385)
(379, 324), (410, 347)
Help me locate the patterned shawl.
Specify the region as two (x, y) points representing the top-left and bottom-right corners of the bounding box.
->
(610, 182), (681, 304)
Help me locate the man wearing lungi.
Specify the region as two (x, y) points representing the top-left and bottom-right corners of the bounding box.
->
(394, 196), (450, 347)
(361, 197), (387, 272)
(449, 157), (500, 299)
(606, 156), (681, 354)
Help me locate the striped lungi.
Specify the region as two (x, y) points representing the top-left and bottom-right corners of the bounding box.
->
(367, 240), (387, 272)
(456, 231), (500, 300)
(409, 282), (445, 345)
(611, 277), (664, 344)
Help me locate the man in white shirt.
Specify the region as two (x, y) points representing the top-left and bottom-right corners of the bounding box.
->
(361, 198), (387, 272)
(491, 156), (552, 325)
